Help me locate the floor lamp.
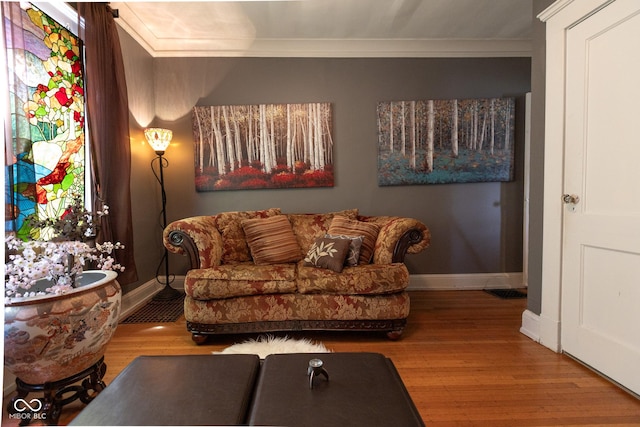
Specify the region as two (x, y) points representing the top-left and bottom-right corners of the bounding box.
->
(145, 128), (182, 300)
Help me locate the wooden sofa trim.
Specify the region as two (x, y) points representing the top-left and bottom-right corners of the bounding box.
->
(186, 319), (407, 344)
(168, 230), (200, 269)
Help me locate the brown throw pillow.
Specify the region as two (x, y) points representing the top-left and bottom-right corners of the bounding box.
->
(215, 208), (281, 263)
(303, 237), (351, 273)
(327, 216), (380, 264)
(325, 234), (364, 267)
(242, 215), (302, 265)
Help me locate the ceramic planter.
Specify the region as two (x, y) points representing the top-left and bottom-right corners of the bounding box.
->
(4, 270), (121, 385)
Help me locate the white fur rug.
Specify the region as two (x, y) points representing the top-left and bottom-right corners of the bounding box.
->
(215, 335), (331, 359)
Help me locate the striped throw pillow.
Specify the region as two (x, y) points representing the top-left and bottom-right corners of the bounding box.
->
(242, 215), (302, 265)
(327, 216), (380, 264)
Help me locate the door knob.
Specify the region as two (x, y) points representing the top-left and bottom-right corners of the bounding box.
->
(562, 194), (580, 204)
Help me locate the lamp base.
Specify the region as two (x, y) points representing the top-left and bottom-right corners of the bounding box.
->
(153, 285), (183, 301)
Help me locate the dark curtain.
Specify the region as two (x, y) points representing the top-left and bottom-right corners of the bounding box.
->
(78, 3), (137, 284)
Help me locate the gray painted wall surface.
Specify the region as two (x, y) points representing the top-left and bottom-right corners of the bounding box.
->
(526, 0), (555, 316)
(118, 29), (531, 294)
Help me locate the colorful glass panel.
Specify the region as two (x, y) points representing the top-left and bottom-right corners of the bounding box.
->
(4, 2), (85, 240)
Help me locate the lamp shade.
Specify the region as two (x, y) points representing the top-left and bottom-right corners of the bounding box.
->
(144, 128), (172, 154)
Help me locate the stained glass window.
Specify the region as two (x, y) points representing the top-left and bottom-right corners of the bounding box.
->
(4, 2), (86, 240)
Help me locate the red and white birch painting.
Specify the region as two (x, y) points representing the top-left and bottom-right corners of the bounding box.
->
(192, 103), (333, 191)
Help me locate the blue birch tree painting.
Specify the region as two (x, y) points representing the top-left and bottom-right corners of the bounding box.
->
(377, 97), (515, 185)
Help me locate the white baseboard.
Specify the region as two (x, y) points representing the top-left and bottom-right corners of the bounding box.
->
(519, 311), (562, 354)
(520, 309), (541, 343)
(119, 280), (163, 320)
(408, 272), (525, 290)
(538, 313), (562, 353)
(134, 274), (522, 304)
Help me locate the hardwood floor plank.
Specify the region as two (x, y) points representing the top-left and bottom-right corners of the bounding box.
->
(3, 290), (638, 426)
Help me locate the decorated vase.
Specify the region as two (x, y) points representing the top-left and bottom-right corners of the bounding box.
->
(4, 270), (121, 384)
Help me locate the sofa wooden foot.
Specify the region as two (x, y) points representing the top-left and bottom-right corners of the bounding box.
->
(386, 329), (403, 340)
(192, 333), (208, 345)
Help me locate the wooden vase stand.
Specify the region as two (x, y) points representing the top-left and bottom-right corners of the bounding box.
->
(6, 357), (107, 426)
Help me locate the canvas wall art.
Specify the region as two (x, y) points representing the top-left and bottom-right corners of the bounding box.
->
(377, 97), (515, 185)
(192, 102), (333, 191)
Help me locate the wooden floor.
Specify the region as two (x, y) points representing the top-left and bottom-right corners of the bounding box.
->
(3, 290), (639, 426)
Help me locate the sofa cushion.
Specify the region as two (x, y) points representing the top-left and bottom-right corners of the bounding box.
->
(242, 215), (302, 265)
(327, 216), (381, 264)
(325, 234), (364, 267)
(185, 263), (297, 299)
(184, 292), (411, 324)
(296, 262), (409, 295)
(303, 237), (351, 273)
(287, 209), (358, 254)
(215, 208), (281, 264)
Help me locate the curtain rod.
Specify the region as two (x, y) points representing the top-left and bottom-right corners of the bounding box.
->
(106, 4), (119, 18)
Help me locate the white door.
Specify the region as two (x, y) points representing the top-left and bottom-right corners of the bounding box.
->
(562, 0), (640, 394)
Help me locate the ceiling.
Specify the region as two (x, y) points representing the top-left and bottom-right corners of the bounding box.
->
(111, 0), (533, 58)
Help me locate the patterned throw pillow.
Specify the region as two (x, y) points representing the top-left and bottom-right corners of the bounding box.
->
(242, 215), (302, 265)
(327, 216), (381, 264)
(215, 208), (281, 263)
(325, 234), (364, 267)
(287, 209), (359, 254)
(303, 237), (351, 273)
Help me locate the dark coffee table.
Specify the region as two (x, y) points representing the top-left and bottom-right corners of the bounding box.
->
(71, 352), (423, 426)
(248, 352), (424, 427)
(69, 354), (260, 426)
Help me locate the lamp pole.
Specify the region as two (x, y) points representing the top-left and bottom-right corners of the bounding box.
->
(153, 150), (180, 300)
(145, 128), (182, 301)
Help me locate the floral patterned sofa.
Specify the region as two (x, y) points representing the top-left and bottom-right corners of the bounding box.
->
(163, 209), (430, 343)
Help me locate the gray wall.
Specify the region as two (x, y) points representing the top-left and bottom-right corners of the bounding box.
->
(118, 29), (531, 293)
(526, 0), (555, 315)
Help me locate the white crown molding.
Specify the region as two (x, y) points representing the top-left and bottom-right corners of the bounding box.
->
(114, 3), (157, 55)
(537, 0), (575, 22)
(538, 0), (615, 23)
(204, 39), (530, 59)
(115, 2), (531, 59)
(119, 32), (532, 58)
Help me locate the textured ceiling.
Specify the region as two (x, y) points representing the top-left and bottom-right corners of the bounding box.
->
(112, 0), (533, 58)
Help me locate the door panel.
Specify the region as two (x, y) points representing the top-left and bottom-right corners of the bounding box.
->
(582, 9), (640, 215)
(581, 245), (640, 348)
(562, 0), (640, 394)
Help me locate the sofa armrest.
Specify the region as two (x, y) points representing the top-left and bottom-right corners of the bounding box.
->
(163, 216), (223, 269)
(360, 216), (431, 264)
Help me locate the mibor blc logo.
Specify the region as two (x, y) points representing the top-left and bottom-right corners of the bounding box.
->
(8, 398), (47, 421)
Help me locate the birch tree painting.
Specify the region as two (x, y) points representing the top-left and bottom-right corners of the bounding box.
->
(377, 97), (515, 185)
(192, 102), (333, 191)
